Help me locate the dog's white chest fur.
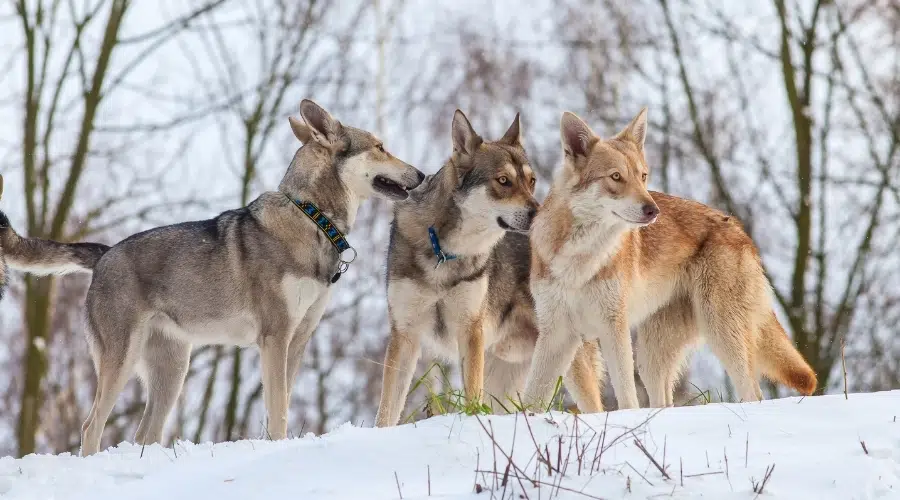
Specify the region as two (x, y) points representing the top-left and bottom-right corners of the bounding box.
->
(281, 276), (325, 323)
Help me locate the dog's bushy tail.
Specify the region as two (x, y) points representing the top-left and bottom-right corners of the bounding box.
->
(757, 311), (817, 396)
(0, 209), (109, 276)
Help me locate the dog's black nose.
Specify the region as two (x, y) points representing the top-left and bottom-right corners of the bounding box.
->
(642, 204), (660, 219)
(416, 170), (426, 183)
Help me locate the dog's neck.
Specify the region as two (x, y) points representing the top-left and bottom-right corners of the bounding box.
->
(278, 153), (364, 233)
(534, 186), (632, 283)
(404, 162), (506, 260)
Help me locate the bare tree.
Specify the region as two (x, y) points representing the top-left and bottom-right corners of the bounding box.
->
(4, 0), (228, 456)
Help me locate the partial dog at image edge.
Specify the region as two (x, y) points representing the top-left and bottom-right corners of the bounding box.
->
(0, 174), (110, 302)
(521, 108), (817, 411)
(375, 110), (604, 427)
(0, 100), (425, 456)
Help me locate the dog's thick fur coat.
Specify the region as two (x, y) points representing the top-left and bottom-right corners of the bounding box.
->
(522, 109), (817, 410)
(1, 101), (424, 455)
(375, 111), (603, 427)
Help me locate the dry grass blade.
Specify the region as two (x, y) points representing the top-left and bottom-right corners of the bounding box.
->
(751, 464), (775, 494)
(475, 470), (606, 500)
(473, 415), (535, 493)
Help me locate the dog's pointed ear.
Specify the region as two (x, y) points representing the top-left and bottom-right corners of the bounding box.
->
(288, 116), (313, 144)
(299, 99), (342, 146)
(498, 112), (522, 147)
(615, 107), (648, 150)
(560, 112), (597, 158)
(451, 109), (483, 156)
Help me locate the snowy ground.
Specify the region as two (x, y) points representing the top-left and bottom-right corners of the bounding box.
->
(1, 391), (898, 499)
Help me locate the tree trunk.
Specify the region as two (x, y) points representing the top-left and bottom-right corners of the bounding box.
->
(16, 276), (55, 456)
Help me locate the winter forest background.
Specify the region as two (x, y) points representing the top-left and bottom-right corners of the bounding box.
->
(0, 0), (897, 458)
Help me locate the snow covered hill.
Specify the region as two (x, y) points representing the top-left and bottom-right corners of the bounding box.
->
(1, 391), (898, 499)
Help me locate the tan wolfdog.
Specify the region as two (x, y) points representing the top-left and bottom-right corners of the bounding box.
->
(521, 108), (817, 410)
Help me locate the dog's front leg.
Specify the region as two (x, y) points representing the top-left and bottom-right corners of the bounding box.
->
(286, 291), (332, 402)
(259, 333), (290, 440)
(460, 315), (485, 407)
(522, 323), (581, 411)
(375, 328), (421, 427)
(598, 319), (640, 410)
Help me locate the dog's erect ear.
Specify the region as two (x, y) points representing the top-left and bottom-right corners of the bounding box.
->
(451, 110), (483, 156)
(560, 112), (597, 158)
(299, 99), (342, 146)
(615, 107), (648, 150)
(288, 116), (313, 144)
(498, 112), (522, 147)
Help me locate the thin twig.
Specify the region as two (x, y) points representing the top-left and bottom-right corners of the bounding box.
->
(841, 336), (849, 399)
(745, 433), (749, 468)
(751, 464), (776, 494)
(684, 471), (724, 478)
(475, 470), (606, 499)
(394, 471), (403, 499)
(624, 461), (655, 486)
(634, 438), (672, 480)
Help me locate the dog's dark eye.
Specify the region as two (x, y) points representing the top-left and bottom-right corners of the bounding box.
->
(641, 173), (648, 182)
(611, 172), (622, 181)
(530, 178), (536, 186)
(376, 144), (385, 153)
(498, 176), (510, 186)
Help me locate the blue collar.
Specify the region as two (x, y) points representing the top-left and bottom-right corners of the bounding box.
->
(286, 194), (356, 283)
(428, 226), (457, 269)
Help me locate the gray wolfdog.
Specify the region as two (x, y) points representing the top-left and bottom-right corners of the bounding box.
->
(1, 100), (424, 455)
(375, 110), (604, 427)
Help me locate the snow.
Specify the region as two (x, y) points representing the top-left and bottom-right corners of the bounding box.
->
(1, 391), (899, 500)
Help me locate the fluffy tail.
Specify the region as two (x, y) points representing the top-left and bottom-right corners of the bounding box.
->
(757, 311), (817, 395)
(0, 209), (109, 276)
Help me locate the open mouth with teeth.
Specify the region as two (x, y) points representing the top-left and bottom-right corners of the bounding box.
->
(373, 175), (412, 200)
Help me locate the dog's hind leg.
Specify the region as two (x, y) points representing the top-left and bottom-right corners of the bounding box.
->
(81, 318), (145, 456)
(134, 329), (190, 446)
(693, 283), (763, 403)
(483, 354), (529, 413)
(636, 297), (697, 408)
(564, 341), (605, 413)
